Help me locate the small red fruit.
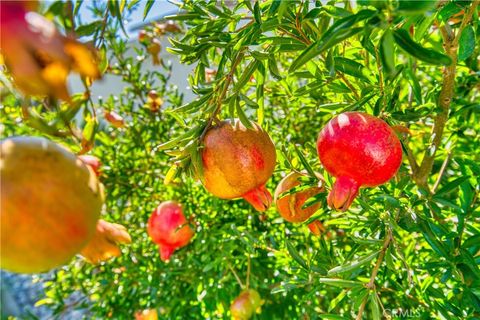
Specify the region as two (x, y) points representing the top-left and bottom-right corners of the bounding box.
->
(230, 289), (262, 320)
(147, 201), (194, 261)
(274, 172), (324, 223)
(201, 119), (276, 211)
(79, 155), (101, 176)
(317, 112), (402, 211)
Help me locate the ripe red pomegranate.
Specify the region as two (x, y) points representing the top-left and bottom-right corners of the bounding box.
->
(79, 155), (101, 176)
(201, 119), (276, 211)
(147, 201), (194, 261)
(274, 172), (324, 223)
(230, 289), (262, 320)
(317, 112), (402, 211)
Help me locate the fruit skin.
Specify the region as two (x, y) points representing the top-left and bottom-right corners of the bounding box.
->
(274, 172), (324, 223)
(0, 136), (103, 273)
(317, 112), (402, 211)
(147, 201), (194, 261)
(201, 119), (276, 211)
(230, 289), (262, 320)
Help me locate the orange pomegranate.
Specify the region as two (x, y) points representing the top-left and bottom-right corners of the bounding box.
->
(0, 137), (103, 273)
(147, 201), (194, 261)
(274, 172), (324, 223)
(201, 119), (276, 211)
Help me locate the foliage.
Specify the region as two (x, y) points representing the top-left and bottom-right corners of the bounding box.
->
(1, 0), (479, 319)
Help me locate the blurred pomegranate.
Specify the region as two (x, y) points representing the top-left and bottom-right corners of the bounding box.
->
(230, 289), (262, 320)
(1, 136), (103, 273)
(147, 201), (194, 261)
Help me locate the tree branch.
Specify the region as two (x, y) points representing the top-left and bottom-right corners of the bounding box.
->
(414, 0), (479, 189)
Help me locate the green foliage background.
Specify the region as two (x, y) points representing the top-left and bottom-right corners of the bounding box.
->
(1, 0), (479, 319)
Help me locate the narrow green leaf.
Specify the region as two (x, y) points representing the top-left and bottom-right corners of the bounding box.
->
(334, 57), (370, 82)
(318, 278), (363, 288)
(393, 29), (452, 66)
(236, 101), (254, 129)
(369, 293), (381, 320)
(294, 145), (317, 178)
(458, 26), (475, 61)
(379, 29), (396, 78)
(435, 176), (470, 196)
(397, 0), (436, 14)
(286, 240), (309, 270)
(233, 59), (260, 93)
(328, 250), (380, 275)
(143, 0), (155, 20)
(289, 10), (375, 72)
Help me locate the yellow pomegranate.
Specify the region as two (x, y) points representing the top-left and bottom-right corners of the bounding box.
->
(274, 172), (324, 223)
(201, 119), (276, 211)
(1, 137), (103, 273)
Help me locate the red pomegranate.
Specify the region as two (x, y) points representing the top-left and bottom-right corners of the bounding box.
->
(317, 112), (402, 211)
(79, 155), (101, 176)
(307, 220), (326, 236)
(201, 119), (276, 211)
(274, 172), (324, 223)
(147, 201), (194, 261)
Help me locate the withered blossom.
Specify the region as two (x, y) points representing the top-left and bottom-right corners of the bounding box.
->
(0, 1), (101, 101)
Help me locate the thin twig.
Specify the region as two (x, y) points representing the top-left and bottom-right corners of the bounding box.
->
(356, 228), (392, 320)
(338, 73), (360, 100)
(432, 151), (451, 193)
(199, 51), (246, 141)
(228, 264), (245, 289)
(246, 255), (251, 290)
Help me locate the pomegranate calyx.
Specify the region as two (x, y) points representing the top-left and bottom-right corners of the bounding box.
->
(158, 244), (175, 262)
(327, 176), (360, 211)
(242, 185), (272, 212)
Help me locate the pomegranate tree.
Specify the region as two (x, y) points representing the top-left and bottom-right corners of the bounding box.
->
(0, 137), (103, 273)
(317, 112), (402, 211)
(201, 119), (276, 211)
(230, 289), (262, 320)
(274, 172), (324, 223)
(147, 201), (194, 261)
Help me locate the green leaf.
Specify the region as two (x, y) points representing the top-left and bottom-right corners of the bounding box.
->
(334, 57), (370, 82)
(236, 101), (254, 129)
(327, 250), (380, 275)
(318, 278), (363, 288)
(143, 0), (155, 20)
(289, 10), (375, 72)
(393, 29), (452, 66)
(294, 145), (317, 178)
(286, 240), (309, 270)
(435, 176), (470, 196)
(379, 29), (396, 78)
(404, 68), (422, 105)
(369, 293), (381, 320)
(233, 59), (260, 93)
(458, 26), (475, 61)
(397, 0), (437, 14)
